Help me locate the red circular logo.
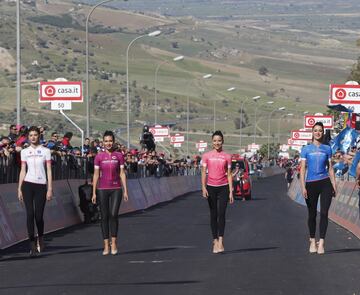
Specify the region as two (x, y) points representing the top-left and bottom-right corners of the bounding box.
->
(308, 118), (315, 126)
(293, 132), (299, 139)
(335, 89), (346, 100)
(44, 86), (56, 96)
(150, 129), (156, 135)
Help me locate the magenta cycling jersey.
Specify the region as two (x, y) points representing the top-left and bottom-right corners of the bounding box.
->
(94, 151), (125, 189)
(202, 150), (232, 186)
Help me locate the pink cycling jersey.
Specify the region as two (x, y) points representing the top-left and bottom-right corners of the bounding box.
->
(202, 149), (232, 186)
(94, 151), (125, 190)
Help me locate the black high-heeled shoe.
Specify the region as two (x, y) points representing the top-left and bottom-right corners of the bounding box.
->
(37, 237), (45, 253)
(29, 241), (38, 257)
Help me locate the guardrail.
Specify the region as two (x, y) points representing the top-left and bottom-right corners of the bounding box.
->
(288, 174), (360, 239)
(0, 153), (201, 184)
(0, 175), (201, 249)
(0, 166), (287, 249)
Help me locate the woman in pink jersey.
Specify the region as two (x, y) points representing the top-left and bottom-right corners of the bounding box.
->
(201, 130), (234, 253)
(92, 131), (128, 255)
(18, 126), (53, 256)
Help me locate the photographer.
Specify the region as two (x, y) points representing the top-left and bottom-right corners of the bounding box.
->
(140, 125), (155, 152)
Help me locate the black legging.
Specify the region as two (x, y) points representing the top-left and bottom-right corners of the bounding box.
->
(305, 178), (333, 239)
(97, 189), (122, 239)
(207, 185), (229, 239)
(22, 181), (47, 242)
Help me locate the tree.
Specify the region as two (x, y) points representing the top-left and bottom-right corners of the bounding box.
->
(348, 56), (360, 83)
(258, 143), (279, 159)
(258, 66), (269, 76)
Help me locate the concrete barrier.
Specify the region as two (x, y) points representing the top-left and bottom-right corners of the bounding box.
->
(288, 174), (360, 239)
(0, 175), (201, 249)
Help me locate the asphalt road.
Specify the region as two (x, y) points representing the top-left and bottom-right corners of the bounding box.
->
(1, 175), (359, 295)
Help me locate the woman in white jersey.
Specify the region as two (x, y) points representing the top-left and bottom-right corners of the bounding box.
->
(18, 126), (53, 256)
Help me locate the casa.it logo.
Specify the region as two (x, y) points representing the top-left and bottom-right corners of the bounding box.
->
(335, 88), (346, 100)
(308, 118), (316, 126)
(293, 132), (299, 139)
(44, 86), (56, 97)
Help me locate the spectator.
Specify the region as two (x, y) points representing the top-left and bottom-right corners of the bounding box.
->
(46, 132), (61, 151)
(83, 138), (91, 155)
(39, 126), (47, 145)
(285, 164), (294, 188)
(8, 124), (18, 142)
(15, 126), (28, 148)
(61, 132), (73, 150)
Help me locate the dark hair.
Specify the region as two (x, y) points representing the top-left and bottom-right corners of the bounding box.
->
(64, 132), (73, 139)
(312, 122), (324, 142)
(28, 126), (40, 134)
(51, 131), (58, 136)
(212, 130), (224, 142)
(27, 126), (41, 144)
(103, 130), (115, 142)
(10, 124), (16, 129)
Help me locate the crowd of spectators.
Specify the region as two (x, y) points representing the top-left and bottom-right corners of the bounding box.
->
(0, 124), (201, 184)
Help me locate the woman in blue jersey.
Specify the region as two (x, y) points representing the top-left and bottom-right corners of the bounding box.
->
(300, 122), (337, 254)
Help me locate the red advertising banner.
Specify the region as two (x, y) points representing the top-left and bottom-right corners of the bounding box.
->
(39, 81), (83, 102)
(149, 125), (170, 137)
(291, 130), (312, 141)
(304, 115), (333, 129)
(329, 84), (360, 105)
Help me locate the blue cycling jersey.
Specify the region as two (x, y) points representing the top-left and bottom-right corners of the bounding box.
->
(300, 143), (332, 182)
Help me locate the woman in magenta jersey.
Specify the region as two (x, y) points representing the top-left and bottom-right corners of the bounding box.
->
(92, 131), (128, 255)
(201, 130), (234, 253)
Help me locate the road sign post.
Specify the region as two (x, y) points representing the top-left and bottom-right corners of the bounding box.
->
(39, 80), (84, 154)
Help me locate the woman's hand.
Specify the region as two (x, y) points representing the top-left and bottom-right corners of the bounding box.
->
(46, 189), (52, 201)
(91, 194), (97, 204)
(229, 191), (234, 204)
(332, 184), (337, 198)
(202, 187), (208, 199)
(123, 191), (129, 202)
(302, 187), (308, 199)
(18, 189), (23, 202)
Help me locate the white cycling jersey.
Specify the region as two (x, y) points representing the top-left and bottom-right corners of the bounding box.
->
(21, 145), (51, 184)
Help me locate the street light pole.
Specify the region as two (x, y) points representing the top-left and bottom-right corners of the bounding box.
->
(267, 107), (285, 160)
(85, 0), (114, 138)
(239, 97), (250, 150)
(200, 74), (213, 130)
(154, 55), (184, 125)
(252, 96), (261, 144)
(185, 75), (212, 155)
(16, 0), (21, 125)
(277, 112), (294, 144)
(126, 30), (161, 149)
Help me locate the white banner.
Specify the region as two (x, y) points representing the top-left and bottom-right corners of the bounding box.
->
(154, 136), (164, 142)
(51, 101), (72, 110)
(291, 130), (312, 141)
(149, 125), (170, 137)
(329, 84), (360, 105)
(248, 143), (260, 151)
(170, 134), (185, 143)
(39, 81), (83, 102)
(304, 115), (333, 129)
(196, 141), (208, 149)
(288, 138), (308, 146)
(280, 144), (289, 152)
(173, 143), (182, 148)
